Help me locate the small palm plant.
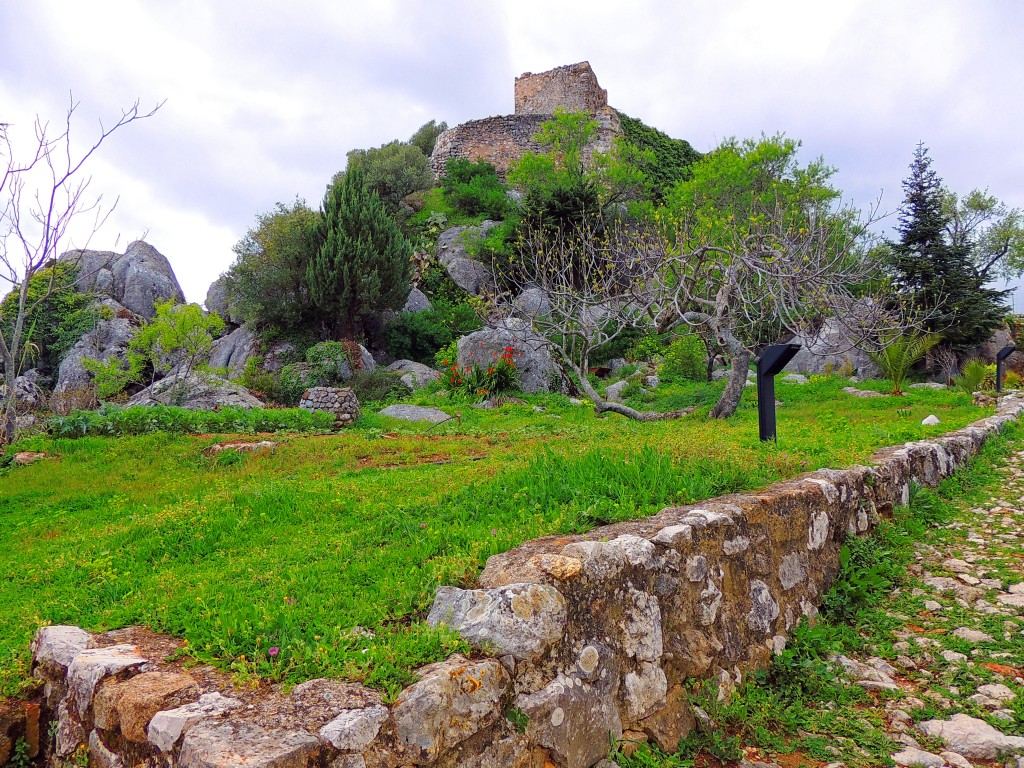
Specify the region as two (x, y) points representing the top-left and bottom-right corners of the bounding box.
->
(868, 330), (941, 395)
(952, 358), (995, 395)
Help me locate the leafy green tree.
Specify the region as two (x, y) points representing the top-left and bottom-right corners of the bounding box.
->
(615, 111), (702, 201)
(0, 262), (93, 374)
(887, 144), (1008, 348)
(225, 199), (320, 336)
(409, 120), (448, 157)
(943, 187), (1024, 281)
(307, 167), (413, 340)
(83, 300), (225, 397)
(344, 141), (433, 212)
(663, 135), (880, 418)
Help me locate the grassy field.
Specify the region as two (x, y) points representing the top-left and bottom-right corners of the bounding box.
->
(0, 376), (991, 698)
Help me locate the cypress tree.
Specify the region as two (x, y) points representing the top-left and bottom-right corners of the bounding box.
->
(888, 144), (1007, 347)
(307, 166), (412, 340)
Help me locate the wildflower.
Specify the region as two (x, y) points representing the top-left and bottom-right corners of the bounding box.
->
(268, 647), (280, 657)
(490, 529), (498, 535)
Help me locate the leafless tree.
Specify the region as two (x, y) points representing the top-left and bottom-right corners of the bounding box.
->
(498, 199), (920, 421)
(494, 219), (696, 420)
(0, 96), (161, 442)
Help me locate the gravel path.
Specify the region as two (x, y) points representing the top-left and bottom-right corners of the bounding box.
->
(751, 446), (1024, 768)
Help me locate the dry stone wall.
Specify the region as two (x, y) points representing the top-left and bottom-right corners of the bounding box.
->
(6, 395), (1024, 768)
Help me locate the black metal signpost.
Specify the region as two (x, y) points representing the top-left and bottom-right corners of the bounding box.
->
(756, 343), (802, 442)
(997, 345), (1017, 392)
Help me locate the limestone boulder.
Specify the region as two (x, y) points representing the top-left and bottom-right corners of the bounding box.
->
(178, 721), (319, 768)
(457, 319), (560, 393)
(147, 692), (241, 753)
(918, 713), (1024, 759)
(446, 257), (494, 296)
(392, 656), (509, 763)
(387, 360), (441, 390)
(0, 369), (47, 409)
(126, 372), (264, 410)
(435, 221), (500, 267)
(512, 287), (551, 318)
(428, 583), (567, 662)
(56, 299), (138, 393)
(93, 671), (199, 742)
(207, 325), (260, 380)
(204, 275), (242, 326)
(785, 313), (881, 378)
(402, 287), (432, 313)
(379, 404), (451, 424)
(60, 241), (185, 319)
(516, 673), (623, 768)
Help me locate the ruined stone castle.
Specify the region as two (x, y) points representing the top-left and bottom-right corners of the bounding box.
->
(429, 61), (622, 178)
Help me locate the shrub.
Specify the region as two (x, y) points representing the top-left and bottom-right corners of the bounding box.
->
(659, 333), (707, 381)
(347, 369), (407, 404)
(46, 404), (334, 438)
(384, 303), (482, 365)
(953, 358), (995, 394)
(441, 346), (520, 401)
(441, 159), (511, 219)
(306, 341), (360, 385)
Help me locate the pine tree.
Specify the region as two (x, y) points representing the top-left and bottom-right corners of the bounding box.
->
(307, 166), (412, 340)
(888, 144), (1007, 348)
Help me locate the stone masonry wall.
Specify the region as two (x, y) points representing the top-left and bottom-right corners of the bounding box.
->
(6, 396), (1024, 768)
(514, 62), (609, 116)
(429, 62), (622, 179)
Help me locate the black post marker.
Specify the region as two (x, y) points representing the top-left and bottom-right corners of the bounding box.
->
(757, 343), (802, 442)
(996, 345), (1016, 392)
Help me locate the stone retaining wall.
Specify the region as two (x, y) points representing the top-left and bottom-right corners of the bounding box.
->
(5, 395), (1023, 768)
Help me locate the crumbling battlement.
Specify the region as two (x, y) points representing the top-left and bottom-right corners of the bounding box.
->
(514, 61), (609, 116)
(429, 61), (622, 178)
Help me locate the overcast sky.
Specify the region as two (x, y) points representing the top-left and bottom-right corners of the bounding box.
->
(2, 1), (1022, 307)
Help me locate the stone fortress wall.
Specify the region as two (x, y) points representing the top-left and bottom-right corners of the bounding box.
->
(429, 61), (623, 179)
(9, 395), (1024, 768)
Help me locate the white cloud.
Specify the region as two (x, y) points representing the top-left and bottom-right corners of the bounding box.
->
(2, 0), (1022, 303)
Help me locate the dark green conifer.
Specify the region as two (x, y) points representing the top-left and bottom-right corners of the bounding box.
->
(307, 166), (412, 339)
(888, 144), (1007, 347)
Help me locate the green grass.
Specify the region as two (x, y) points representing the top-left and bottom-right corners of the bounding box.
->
(0, 376), (991, 699)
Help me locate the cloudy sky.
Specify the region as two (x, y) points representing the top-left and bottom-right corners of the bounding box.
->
(2, 1), (1022, 306)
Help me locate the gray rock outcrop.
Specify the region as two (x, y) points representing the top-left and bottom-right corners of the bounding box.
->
(126, 373), (264, 410)
(436, 222), (500, 267)
(206, 326), (260, 380)
(56, 299), (138, 393)
(436, 222), (498, 297)
(60, 241), (185, 319)
(1, 369), (47, 409)
(386, 360), (442, 390)
(204, 275), (242, 325)
(786, 315), (881, 378)
(918, 713), (1024, 759)
(402, 287), (432, 313)
(379, 404), (451, 424)
(457, 319), (559, 393)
